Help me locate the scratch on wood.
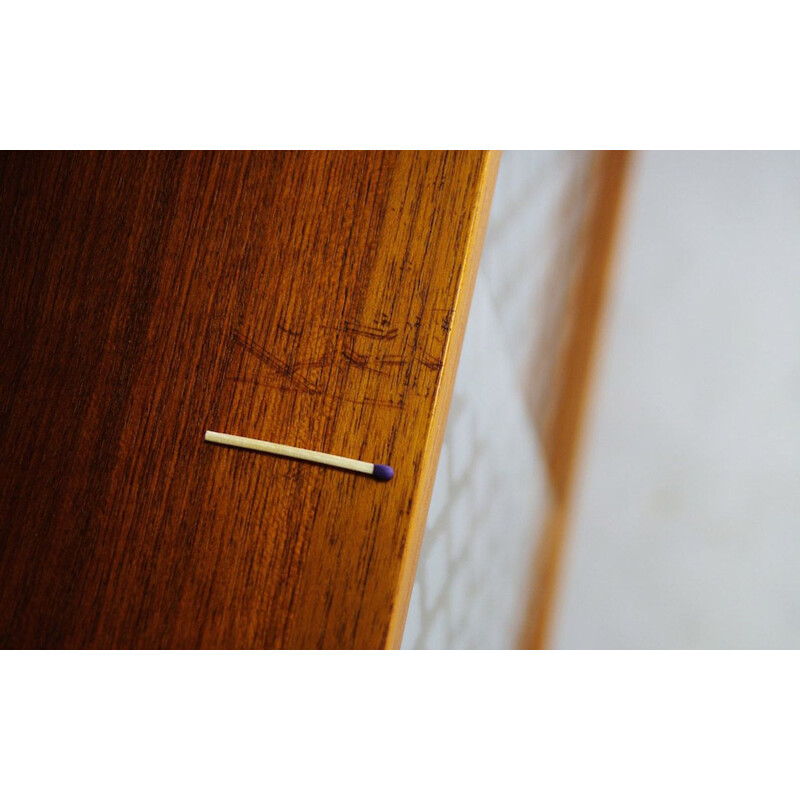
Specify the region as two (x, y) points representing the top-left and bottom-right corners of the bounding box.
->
(276, 322), (303, 337)
(378, 355), (406, 367)
(233, 330), (321, 393)
(419, 350), (444, 371)
(341, 345), (385, 374)
(330, 321), (398, 340)
(341, 395), (405, 410)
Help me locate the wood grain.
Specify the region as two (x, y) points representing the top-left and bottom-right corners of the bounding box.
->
(0, 150), (499, 648)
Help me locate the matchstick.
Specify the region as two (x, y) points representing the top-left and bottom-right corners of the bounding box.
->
(204, 430), (394, 481)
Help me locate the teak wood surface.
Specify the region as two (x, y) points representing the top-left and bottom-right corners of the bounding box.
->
(0, 151), (499, 648)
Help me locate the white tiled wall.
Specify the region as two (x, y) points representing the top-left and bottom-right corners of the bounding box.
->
(401, 275), (548, 648)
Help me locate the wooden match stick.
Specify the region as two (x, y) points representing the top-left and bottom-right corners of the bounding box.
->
(204, 430), (394, 481)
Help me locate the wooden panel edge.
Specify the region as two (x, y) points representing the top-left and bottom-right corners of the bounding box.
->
(383, 150), (502, 649)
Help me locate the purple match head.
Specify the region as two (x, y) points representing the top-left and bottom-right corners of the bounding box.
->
(372, 463), (394, 482)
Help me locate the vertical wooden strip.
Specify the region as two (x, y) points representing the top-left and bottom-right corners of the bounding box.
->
(520, 150), (631, 649)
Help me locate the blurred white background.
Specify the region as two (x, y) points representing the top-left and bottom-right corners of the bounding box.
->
(555, 151), (800, 648)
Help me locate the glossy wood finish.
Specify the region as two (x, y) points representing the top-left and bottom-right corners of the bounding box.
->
(0, 151), (499, 648)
